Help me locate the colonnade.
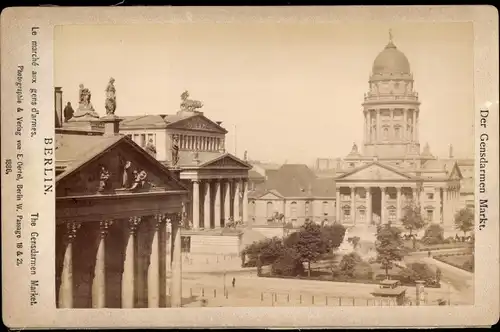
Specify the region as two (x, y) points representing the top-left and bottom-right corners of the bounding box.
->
(190, 178), (248, 229)
(335, 185), (418, 225)
(57, 212), (183, 309)
(335, 184), (461, 226)
(177, 134), (224, 152)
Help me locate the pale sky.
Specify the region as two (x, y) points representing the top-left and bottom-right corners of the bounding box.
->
(55, 22), (474, 165)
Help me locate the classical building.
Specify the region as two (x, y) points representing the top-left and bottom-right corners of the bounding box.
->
(319, 32), (472, 234)
(248, 164), (337, 230)
(55, 85), (187, 309)
(118, 90), (252, 234)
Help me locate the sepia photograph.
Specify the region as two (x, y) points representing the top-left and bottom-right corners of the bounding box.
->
(53, 21), (476, 309)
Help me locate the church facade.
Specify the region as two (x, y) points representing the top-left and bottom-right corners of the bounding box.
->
(328, 34), (470, 234)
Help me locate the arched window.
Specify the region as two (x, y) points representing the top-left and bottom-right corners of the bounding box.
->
(322, 201), (329, 216)
(290, 202), (298, 220)
(383, 127), (389, 139)
(266, 202), (273, 220)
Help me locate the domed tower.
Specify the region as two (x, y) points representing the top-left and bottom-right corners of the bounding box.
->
(362, 30), (421, 161)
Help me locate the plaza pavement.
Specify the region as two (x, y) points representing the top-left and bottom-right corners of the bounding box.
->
(174, 270), (470, 307)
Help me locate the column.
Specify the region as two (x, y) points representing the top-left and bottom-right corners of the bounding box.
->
(170, 212), (182, 308)
(335, 188), (341, 223)
(122, 216), (141, 308)
(416, 112), (419, 142)
(396, 187), (402, 224)
(364, 112), (368, 143)
(366, 187), (372, 225)
(92, 220), (112, 308)
(350, 187), (356, 224)
(192, 180), (200, 229)
(214, 181), (222, 228)
(435, 187), (442, 224)
(242, 180), (249, 223)
(381, 187), (386, 224)
(58, 221), (81, 308)
(376, 109), (381, 141)
(224, 181), (231, 224)
(390, 108), (395, 140)
(403, 109), (407, 141)
(203, 180), (211, 228)
(164, 216), (171, 306)
(412, 110), (417, 142)
(233, 180), (241, 221)
(148, 215), (162, 308)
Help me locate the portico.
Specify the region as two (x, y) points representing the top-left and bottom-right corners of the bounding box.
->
(179, 153), (252, 229)
(335, 161), (462, 230)
(335, 183), (419, 226)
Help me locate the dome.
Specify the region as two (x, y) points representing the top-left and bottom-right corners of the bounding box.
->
(372, 41), (411, 75)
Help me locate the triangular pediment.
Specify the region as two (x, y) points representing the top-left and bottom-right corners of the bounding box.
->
(337, 162), (413, 181)
(56, 137), (187, 197)
(258, 190), (284, 200)
(167, 114), (227, 134)
(448, 162), (463, 180)
(200, 153), (252, 169)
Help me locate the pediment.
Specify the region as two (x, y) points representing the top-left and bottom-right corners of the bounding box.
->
(337, 162), (412, 181)
(167, 115), (227, 134)
(259, 190), (284, 200)
(56, 137), (186, 197)
(448, 163), (463, 180)
(200, 153), (252, 169)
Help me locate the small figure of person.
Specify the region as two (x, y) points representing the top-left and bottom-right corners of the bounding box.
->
(428, 250), (432, 258)
(232, 277), (236, 288)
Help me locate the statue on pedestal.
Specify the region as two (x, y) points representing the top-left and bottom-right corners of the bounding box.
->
(145, 139), (157, 158)
(105, 77), (117, 115)
(171, 134), (180, 166)
(71, 83), (99, 120)
(98, 166), (110, 192)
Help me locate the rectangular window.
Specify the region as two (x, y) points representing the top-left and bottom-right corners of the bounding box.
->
(427, 193), (434, 200)
(140, 134), (146, 147)
(426, 210), (433, 222)
(359, 209), (365, 221)
(181, 236), (191, 253)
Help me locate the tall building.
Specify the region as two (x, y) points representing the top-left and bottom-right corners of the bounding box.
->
(322, 32), (471, 234)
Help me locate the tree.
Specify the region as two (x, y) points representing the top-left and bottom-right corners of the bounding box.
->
(292, 221), (329, 277)
(401, 202), (426, 237)
(271, 247), (304, 276)
(241, 237), (284, 266)
(454, 208), (474, 237)
(321, 223), (346, 252)
(375, 224), (406, 278)
(422, 224), (444, 245)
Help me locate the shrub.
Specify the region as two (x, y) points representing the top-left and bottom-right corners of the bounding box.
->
(462, 259), (474, 272)
(339, 252), (362, 277)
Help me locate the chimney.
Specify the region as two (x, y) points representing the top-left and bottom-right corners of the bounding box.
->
(54, 87), (63, 128)
(216, 121), (223, 126)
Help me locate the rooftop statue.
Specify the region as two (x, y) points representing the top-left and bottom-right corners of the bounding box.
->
(71, 83), (99, 120)
(105, 77), (117, 115)
(180, 90), (203, 112)
(351, 142), (358, 153)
